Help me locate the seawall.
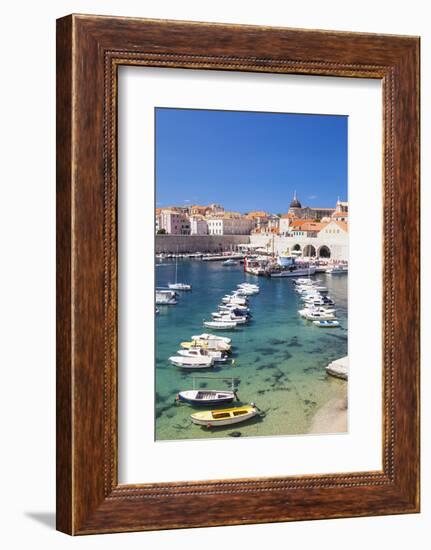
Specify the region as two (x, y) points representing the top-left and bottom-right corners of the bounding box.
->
(155, 234), (250, 253)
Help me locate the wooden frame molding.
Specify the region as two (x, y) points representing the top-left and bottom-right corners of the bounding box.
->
(56, 14), (420, 534)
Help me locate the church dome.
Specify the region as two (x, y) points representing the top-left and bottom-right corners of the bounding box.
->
(289, 191), (302, 208)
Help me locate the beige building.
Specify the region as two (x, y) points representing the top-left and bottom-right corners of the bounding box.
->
(207, 217), (254, 235)
(160, 209), (191, 235)
(189, 216), (208, 235)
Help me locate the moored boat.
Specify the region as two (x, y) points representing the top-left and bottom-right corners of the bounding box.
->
(177, 389), (237, 405)
(168, 282), (192, 291)
(169, 355), (214, 368)
(312, 320), (340, 328)
(191, 334), (231, 344)
(156, 289), (178, 305)
(190, 404), (260, 427)
(181, 340), (231, 352)
(177, 348), (228, 363)
(203, 320), (238, 330)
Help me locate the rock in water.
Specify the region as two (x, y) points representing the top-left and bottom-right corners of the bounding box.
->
(228, 431), (242, 438)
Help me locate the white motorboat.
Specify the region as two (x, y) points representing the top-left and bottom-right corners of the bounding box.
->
(213, 314), (249, 324)
(177, 348), (228, 363)
(298, 307), (336, 317)
(294, 278), (314, 285)
(169, 355), (214, 368)
(155, 289), (178, 305)
(301, 310), (336, 321)
(304, 296), (335, 306)
(168, 282), (192, 291)
(203, 320), (238, 330)
(296, 284), (327, 293)
(191, 334), (232, 344)
(238, 283), (259, 290)
(222, 259), (238, 266)
(218, 304), (250, 313)
(221, 296), (248, 305)
(326, 265), (346, 274)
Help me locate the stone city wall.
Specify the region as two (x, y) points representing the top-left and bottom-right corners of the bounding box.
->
(155, 234), (251, 253)
(249, 234), (348, 261)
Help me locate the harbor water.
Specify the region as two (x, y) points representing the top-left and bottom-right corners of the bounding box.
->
(155, 259), (348, 441)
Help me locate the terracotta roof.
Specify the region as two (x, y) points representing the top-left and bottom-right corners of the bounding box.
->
(334, 221), (348, 232)
(332, 210), (349, 217)
(288, 220), (328, 232)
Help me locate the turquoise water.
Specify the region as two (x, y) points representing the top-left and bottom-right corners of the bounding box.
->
(155, 260), (348, 441)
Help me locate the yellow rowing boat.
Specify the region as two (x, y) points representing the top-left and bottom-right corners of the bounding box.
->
(190, 404), (259, 428)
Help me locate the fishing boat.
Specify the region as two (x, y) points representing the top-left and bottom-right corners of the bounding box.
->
(177, 389), (237, 405)
(177, 348), (228, 363)
(222, 259), (238, 266)
(169, 355), (214, 368)
(180, 340), (232, 352)
(190, 404), (260, 427)
(313, 320), (340, 328)
(191, 334), (232, 344)
(203, 320), (238, 330)
(155, 289), (178, 305)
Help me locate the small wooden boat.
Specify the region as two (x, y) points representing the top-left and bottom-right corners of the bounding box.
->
(312, 320), (340, 328)
(203, 320), (238, 330)
(191, 404), (260, 427)
(180, 340), (231, 352)
(177, 348), (228, 363)
(177, 389), (237, 406)
(169, 355), (214, 368)
(191, 334), (231, 344)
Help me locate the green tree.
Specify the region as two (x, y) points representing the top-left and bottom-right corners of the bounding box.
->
(157, 228), (167, 234)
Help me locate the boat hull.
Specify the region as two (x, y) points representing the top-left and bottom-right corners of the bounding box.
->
(271, 266), (316, 277)
(178, 391), (236, 406)
(191, 408), (258, 427)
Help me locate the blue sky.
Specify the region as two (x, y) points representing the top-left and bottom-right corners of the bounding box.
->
(155, 108), (347, 214)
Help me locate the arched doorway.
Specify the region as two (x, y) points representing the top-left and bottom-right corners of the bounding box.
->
(318, 245), (331, 258)
(303, 244), (316, 257)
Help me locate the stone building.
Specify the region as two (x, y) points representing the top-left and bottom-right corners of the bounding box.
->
(287, 191), (337, 221)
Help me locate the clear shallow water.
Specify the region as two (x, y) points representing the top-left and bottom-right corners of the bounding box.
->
(155, 260), (348, 441)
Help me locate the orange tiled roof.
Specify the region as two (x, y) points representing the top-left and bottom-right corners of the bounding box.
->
(290, 221), (328, 232)
(334, 221), (348, 232)
(332, 210), (349, 217)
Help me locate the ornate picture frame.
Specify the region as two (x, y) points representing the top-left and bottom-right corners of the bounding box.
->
(56, 14), (420, 534)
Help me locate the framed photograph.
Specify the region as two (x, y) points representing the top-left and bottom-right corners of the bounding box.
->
(56, 15), (420, 534)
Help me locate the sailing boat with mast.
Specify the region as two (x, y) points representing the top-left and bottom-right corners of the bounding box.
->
(168, 247), (192, 290)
